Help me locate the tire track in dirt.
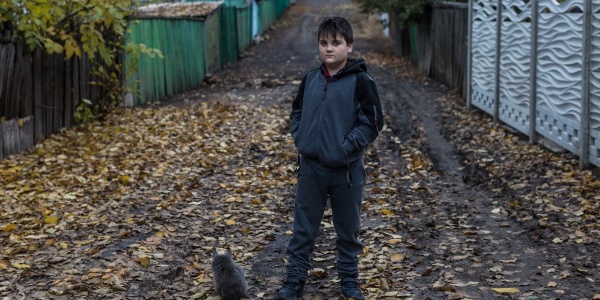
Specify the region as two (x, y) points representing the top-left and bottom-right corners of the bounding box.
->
(372, 64), (589, 298)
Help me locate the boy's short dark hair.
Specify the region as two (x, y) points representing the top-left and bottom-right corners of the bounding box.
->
(318, 16), (353, 44)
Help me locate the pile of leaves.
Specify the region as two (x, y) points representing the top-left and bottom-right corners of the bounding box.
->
(0, 95), (299, 298)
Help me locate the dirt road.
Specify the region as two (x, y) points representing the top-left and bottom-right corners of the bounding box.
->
(215, 0), (600, 299)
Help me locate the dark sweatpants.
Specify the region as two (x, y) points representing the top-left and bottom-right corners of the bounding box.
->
(285, 157), (365, 284)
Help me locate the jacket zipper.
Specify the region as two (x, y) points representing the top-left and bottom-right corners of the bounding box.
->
(373, 104), (378, 128)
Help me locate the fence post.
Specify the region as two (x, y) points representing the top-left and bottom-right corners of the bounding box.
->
(529, 0), (539, 144)
(580, 0), (592, 169)
(493, 0), (502, 124)
(467, 0), (473, 108)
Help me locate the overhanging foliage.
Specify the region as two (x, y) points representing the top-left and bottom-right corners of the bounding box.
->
(355, 0), (467, 28)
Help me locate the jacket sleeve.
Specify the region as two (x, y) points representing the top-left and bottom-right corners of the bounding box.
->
(290, 74), (307, 142)
(341, 72), (384, 156)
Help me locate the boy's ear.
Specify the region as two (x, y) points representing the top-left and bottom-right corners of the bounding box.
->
(347, 43), (354, 53)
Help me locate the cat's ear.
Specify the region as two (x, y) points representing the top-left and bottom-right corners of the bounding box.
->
(212, 249), (218, 257)
(226, 249), (233, 257)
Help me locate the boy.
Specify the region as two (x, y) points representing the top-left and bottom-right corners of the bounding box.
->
(277, 16), (384, 300)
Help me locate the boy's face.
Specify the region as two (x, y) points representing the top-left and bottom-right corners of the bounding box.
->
(319, 33), (353, 71)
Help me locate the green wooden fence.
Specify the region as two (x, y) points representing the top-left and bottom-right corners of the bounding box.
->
(258, 0), (275, 35)
(236, 4), (252, 53)
(126, 18), (208, 105)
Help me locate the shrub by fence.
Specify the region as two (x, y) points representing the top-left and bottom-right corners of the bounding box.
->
(0, 30), (109, 160)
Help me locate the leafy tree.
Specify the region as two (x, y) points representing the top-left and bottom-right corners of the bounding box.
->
(0, 0), (161, 119)
(0, 0), (136, 64)
(355, 0), (438, 28)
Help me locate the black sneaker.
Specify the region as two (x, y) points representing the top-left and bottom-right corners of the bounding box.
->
(276, 281), (305, 300)
(340, 280), (365, 300)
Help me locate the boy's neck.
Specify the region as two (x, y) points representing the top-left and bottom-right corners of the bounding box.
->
(324, 60), (348, 77)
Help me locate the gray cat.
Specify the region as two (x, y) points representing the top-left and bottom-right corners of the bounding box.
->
(211, 250), (249, 300)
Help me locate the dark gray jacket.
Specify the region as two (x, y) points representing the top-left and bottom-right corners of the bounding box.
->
(290, 58), (384, 168)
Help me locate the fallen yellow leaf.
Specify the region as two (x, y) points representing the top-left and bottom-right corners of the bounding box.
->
(119, 175), (131, 184)
(44, 215), (59, 225)
(388, 238), (402, 244)
(59, 242), (69, 249)
(226, 218), (236, 225)
(12, 262), (30, 269)
(2, 223), (16, 232)
(380, 209), (393, 216)
(492, 287), (520, 294)
(547, 281), (557, 287)
(593, 294), (600, 299)
(139, 256), (150, 267)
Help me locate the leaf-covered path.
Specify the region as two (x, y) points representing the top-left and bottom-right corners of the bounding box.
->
(2, 0), (600, 299)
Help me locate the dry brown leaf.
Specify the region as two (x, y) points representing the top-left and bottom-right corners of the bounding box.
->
(379, 278), (390, 291)
(0, 259), (10, 269)
(390, 253), (404, 262)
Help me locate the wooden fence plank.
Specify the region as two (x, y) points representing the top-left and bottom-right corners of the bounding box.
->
(72, 54), (80, 119)
(44, 53), (53, 138)
(64, 57), (73, 129)
(8, 43), (23, 119)
(33, 49), (44, 142)
(20, 53), (33, 117)
(53, 54), (63, 132)
(0, 45), (9, 117)
(1, 43), (15, 119)
(0, 122), (3, 160)
(2, 118), (20, 156)
(19, 115), (34, 152)
(79, 53), (89, 108)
